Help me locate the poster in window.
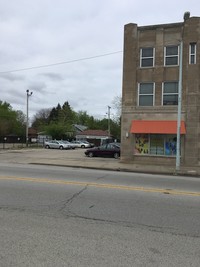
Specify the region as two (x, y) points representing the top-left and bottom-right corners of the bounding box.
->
(135, 134), (149, 154)
(165, 136), (177, 155)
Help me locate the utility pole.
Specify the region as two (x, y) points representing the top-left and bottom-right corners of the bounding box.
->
(108, 106), (111, 136)
(26, 89), (33, 147)
(176, 41), (183, 171)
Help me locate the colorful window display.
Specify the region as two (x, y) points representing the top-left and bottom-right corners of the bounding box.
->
(135, 134), (149, 154)
(165, 135), (177, 155)
(135, 134), (177, 156)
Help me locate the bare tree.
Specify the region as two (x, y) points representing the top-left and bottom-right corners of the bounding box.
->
(112, 95), (122, 124)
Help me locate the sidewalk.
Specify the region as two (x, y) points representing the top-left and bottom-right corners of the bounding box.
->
(0, 148), (199, 177)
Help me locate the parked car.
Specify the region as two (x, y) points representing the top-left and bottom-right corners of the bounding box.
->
(108, 142), (121, 148)
(44, 140), (71, 150)
(70, 140), (92, 148)
(85, 143), (120, 159)
(61, 140), (76, 149)
(82, 140), (95, 148)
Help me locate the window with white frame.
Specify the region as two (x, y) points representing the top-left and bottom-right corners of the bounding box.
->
(138, 83), (154, 106)
(140, 47), (154, 67)
(162, 82), (178, 105)
(189, 43), (196, 64)
(164, 45), (179, 66)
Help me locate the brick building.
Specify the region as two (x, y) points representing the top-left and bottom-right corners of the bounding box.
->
(121, 12), (200, 171)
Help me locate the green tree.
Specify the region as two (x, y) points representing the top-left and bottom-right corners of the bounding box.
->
(31, 100), (121, 140)
(58, 101), (76, 124)
(110, 119), (121, 141)
(44, 122), (73, 140)
(48, 104), (61, 122)
(0, 101), (26, 136)
(32, 108), (51, 130)
(75, 111), (96, 129)
(12, 110), (26, 136)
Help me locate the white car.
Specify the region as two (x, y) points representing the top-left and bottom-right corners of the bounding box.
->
(70, 141), (91, 148)
(61, 140), (76, 149)
(44, 140), (71, 150)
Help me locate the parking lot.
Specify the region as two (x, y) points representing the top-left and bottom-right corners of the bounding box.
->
(0, 147), (122, 171)
(1, 146), (199, 175)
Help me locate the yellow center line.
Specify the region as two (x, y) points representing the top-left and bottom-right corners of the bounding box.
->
(0, 175), (200, 197)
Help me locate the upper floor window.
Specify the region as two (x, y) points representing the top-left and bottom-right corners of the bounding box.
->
(164, 45), (179, 66)
(138, 83), (154, 106)
(162, 82), (178, 105)
(189, 43), (196, 64)
(140, 47), (154, 67)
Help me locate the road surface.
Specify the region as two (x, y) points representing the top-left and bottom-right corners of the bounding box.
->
(0, 163), (200, 266)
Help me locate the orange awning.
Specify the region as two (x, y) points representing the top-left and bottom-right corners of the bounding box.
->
(130, 120), (186, 134)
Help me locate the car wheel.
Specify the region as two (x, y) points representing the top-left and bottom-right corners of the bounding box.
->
(114, 152), (119, 159)
(88, 152), (94, 157)
(59, 146), (64, 150)
(45, 145), (50, 149)
(81, 145), (85, 148)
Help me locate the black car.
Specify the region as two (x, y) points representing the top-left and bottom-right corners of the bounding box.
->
(85, 143), (120, 159)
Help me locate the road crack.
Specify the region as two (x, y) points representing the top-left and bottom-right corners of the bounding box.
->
(59, 185), (88, 212)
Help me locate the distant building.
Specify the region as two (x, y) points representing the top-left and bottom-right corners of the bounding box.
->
(28, 127), (38, 143)
(121, 13), (200, 171)
(73, 124), (88, 133)
(76, 129), (112, 146)
(37, 132), (52, 144)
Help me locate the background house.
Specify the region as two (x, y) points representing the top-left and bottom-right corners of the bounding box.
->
(73, 124), (88, 134)
(76, 129), (112, 146)
(28, 127), (38, 143)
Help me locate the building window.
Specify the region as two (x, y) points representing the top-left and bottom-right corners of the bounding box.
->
(189, 43), (196, 64)
(138, 83), (154, 106)
(150, 135), (164, 155)
(135, 134), (177, 156)
(164, 45), (179, 66)
(162, 82), (178, 105)
(165, 135), (177, 155)
(140, 47), (154, 67)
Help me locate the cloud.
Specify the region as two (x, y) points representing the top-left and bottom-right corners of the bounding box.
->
(0, 73), (25, 81)
(0, 0), (199, 121)
(39, 73), (64, 81)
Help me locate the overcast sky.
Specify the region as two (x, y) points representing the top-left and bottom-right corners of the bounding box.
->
(0, 0), (199, 121)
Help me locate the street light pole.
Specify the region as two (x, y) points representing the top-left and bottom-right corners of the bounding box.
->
(108, 106), (111, 136)
(26, 89), (33, 147)
(176, 41), (183, 171)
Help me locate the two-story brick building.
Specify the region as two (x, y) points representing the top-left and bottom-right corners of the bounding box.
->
(121, 12), (200, 171)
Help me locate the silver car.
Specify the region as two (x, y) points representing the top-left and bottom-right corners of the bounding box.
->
(70, 141), (91, 148)
(61, 140), (76, 149)
(44, 140), (71, 150)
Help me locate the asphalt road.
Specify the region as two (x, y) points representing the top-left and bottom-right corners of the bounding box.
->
(0, 163), (200, 267)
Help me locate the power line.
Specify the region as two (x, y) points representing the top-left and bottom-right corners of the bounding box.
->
(0, 51), (123, 74)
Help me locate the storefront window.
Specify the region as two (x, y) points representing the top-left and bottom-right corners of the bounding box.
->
(135, 134), (177, 156)
(165, 135), (177, 155)
(150, 135), (164, 155)
(135, 134), (149, 154)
